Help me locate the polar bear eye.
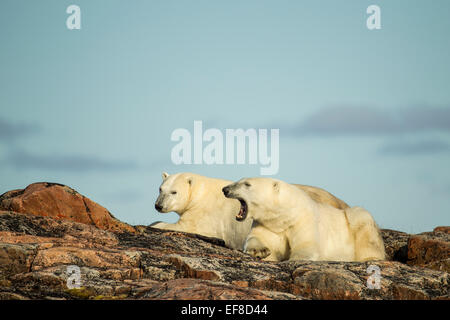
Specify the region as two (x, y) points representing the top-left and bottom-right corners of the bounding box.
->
(159, 188), (162, 193)
(244, 182), (251, 187)
(171, 191), (177, 195)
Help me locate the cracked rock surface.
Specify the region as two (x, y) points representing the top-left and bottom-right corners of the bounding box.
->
(0, 183), (448, 300)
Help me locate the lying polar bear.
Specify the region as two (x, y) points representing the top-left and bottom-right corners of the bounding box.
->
(152, 172), (349, 250)
(222, 177), (385, 261)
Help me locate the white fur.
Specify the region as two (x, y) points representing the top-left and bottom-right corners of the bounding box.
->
(225, 177), (386, 262)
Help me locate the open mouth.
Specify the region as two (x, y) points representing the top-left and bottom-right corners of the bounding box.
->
(236, 199), (248, 221)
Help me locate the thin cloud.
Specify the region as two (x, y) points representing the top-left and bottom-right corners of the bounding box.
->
(402, 107), (450, 131)
(0, 119), (138, 172)
(6, 149), (138, 172)
(0, 118), (40, 140)
(378, 139), (450, 156)
(283, 106), (450, 136)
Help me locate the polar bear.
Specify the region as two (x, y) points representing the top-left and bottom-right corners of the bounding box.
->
(152, 172), (350, 250)
(222, 177), (386, 262)
(152, 172), (252, 249)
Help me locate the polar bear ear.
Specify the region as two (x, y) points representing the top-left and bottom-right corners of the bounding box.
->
(162, 172), (170, 180)
(273, 182), (280, 193)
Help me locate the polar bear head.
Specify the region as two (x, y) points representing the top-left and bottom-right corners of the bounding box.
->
(155, 172), (193, 214)
(222, 177), (293, 222)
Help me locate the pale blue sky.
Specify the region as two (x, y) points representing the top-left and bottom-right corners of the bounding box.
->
(1, 1), (449, 233)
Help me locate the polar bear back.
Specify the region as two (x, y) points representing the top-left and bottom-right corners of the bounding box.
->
(293, 184), (349, 210)
(315, 205), (356, 261)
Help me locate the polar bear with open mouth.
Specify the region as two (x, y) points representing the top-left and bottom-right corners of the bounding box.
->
(152, 172), (349, 250)
(222, 177), (385, 262)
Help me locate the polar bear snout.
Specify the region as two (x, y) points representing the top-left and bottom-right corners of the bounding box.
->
(155, 203), (163, 212)
(222, 186), (231, 197)
(155, 194), (168, 213)
(222, 184), (240, 198)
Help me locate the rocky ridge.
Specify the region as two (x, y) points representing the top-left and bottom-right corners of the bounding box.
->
(0, 183), (448, 300)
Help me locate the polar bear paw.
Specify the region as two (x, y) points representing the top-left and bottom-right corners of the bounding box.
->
(244, 237), (271, 259)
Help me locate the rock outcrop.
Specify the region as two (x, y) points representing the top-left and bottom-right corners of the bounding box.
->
(0, 183), (448, 300)
(0, 183), (135, 234)
(407, 229), (449, 272)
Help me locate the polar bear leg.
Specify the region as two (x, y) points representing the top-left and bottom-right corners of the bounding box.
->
(150, 221), (181, 231)
(244, 222), (288, 261)
(345, 207), (386, 261)
(150, 221), (170, 229)
(289, 241), (320, 261)
(244, 237), (272, 259)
